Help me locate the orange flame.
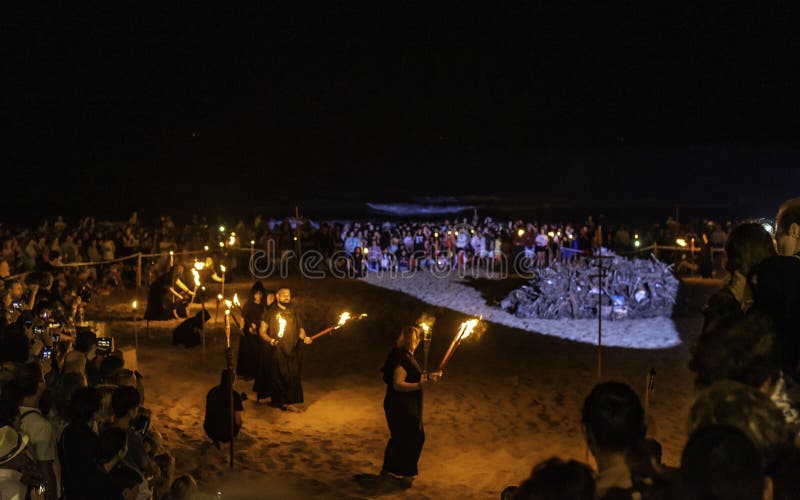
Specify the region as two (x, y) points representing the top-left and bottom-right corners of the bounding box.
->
(276, 313), (286, 338)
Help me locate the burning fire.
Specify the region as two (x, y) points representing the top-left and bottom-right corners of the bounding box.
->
(224, 299), (232, 308)
(233, 293), (240, 307)
(276, 313), (286, 338)
(192, 269), (201, 287)
(132, 300), (137, 310)
(457, 318), (479, 340)
(194, 260), (205, 271)
(336, 312), (351, 328)
(419, 322), (431, 334)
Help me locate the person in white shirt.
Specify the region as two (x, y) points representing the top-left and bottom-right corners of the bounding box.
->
(0, 425), (32, 500)
(14, 363), (59, 500)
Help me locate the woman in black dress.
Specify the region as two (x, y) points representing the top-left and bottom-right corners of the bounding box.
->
(236, 282), (266, 380)
(380, 325), (440, 485)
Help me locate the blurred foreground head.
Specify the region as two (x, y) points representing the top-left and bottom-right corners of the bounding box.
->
(512, 457), (595, 500)
(582, 381), (645, 455)
(681, 425), (769, 500)
(775, 198), (800, 256)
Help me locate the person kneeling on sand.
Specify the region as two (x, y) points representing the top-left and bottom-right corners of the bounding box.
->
(203, 369), (244, 450)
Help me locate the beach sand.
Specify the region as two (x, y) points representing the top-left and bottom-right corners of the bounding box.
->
(89, 273), (721, 499)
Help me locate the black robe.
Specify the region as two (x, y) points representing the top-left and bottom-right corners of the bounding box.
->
(381, 347), (425, 477)
(260, 305), (305, 406)
(253, 305), (275, 400)
(236, 300), (264, 380)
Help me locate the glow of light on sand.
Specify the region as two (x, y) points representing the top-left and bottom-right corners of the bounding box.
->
(276, 313), (286, 338)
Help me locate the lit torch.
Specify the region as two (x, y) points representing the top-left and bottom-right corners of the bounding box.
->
(417, 313), (436, 374)
(224, 309), (231, 348)
(438, 317), (482, 371)
(310, 311), (368, 340)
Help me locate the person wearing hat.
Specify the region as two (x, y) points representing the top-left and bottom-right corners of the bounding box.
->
(0, 424), (33, 499)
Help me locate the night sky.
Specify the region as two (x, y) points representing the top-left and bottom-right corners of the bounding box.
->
(4, 4), (800, 224)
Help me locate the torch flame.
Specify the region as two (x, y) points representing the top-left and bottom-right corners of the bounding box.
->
(233, 293), (240, 307)
(194, 261), (205, 270)
(132, 300), (137, 310)
(224, 299), (232, 308)
(457, 318), (479, 341)
(220, 265), (226, 273)
(276, 313), (286, 338)
(419, 322), (431, 334)
(336, 312), (351, 328)
(192, 269), (201, 287)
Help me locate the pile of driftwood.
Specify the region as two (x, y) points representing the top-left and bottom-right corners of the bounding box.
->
(501, 254), (679, 320)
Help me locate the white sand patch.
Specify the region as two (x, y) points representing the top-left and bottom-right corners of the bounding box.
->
(362, 272), (682, 349)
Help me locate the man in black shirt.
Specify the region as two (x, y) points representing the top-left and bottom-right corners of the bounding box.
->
(203, 369), (244, 448)
(258, 288), (312, 412)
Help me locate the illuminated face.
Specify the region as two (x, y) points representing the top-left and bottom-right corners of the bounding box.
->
(276, 289), (291, 305)
(254, 291), (263, 304)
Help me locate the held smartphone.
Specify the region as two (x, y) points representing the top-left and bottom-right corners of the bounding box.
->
(96, 337), (113, 356)
(33, 325), (48, 335)
(11, 301), (22, 310)
(133, 415), (151, 435)
(40, 346), (53, 361)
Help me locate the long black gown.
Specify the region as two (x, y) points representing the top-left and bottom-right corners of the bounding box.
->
(381, 347), (425, 477)
(236, 299), (264, 380)
(267, 306), (305, 406)
(252, 305), (275, 400)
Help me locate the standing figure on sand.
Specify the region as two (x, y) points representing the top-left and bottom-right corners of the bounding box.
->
(256, 287), (312, 412)
(236, 282), (268, 381)
(380, 325), (441, 487)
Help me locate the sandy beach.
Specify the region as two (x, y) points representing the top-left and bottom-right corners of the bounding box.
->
(88, 272), (721, 499)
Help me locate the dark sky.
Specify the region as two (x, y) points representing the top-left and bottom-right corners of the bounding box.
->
(4, 4), (800, 223)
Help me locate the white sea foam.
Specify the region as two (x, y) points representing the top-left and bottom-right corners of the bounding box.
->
(362, 272), (682, 349)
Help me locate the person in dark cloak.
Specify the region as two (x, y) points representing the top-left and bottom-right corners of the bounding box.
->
(252, 290), (276, 403)
(171, 309), (210, 348)
(752, 198), (800, 383)
(379, 325), (441, 487)
(203, 369), (244, 449)
(235, 282), (266, 380)
(257, 288), (311, 412)
(144, 266), (189, 321)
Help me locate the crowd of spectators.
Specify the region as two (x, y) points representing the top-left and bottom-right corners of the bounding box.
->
(0, 212), (734, 290)
(0, 211), (750, 499)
